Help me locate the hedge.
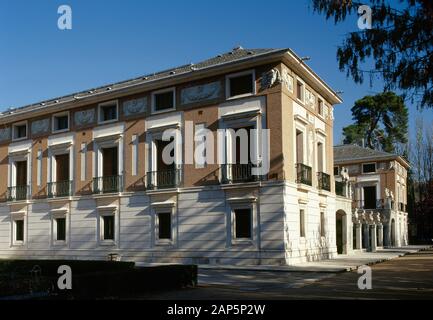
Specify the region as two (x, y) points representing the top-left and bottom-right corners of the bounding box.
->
(0, 260), (197, 299)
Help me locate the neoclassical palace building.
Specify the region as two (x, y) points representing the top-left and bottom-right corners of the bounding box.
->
(0, 47), (406, 265)
(334, 144), (410, 253)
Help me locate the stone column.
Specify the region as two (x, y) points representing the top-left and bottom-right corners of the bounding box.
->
(377, 224), (384, 247)
(396, 218), (402, 247)
(370, 224), (377, 252)
(355, 223), (362, 250)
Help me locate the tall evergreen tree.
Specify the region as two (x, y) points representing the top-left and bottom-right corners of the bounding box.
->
(343, 92), (409, 153)
(311, 0), (433, 109)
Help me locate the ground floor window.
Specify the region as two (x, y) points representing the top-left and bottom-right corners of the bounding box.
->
(15, 220), (24, 242)
(103, 215), (115, 240)
(158, 212), (172, 240)
(56, 217), (66, 241)
(234, 208), (252, 239)
(97, 206), (117, 245)
(300, 209), (306, 238)
(320, 212), (325, 237)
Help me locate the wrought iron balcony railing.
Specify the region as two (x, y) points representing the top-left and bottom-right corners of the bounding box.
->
(296, 163), (312, 186)
(93, 175), (123, 194)
(317, 172), (331, 191)
(352, 199), (385, 210)
(221, 163), (266, 184)
(146, 167), (182, 190)
(48, 180), (73, 198)
(7, 185), (29, 202)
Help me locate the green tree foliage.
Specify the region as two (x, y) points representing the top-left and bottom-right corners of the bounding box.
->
(342, 92), (409, 153)
(311, 0), (433, 108)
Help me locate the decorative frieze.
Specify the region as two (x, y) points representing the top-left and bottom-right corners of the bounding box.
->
(0, 127), (11, 142)
(282, 68), (294, 93)
(74, 109), (95, 127)
(305, 89), (315, 108)
(123, 97), (147, 116)
(31, 118), (50, 135)
(323, 105), (329, 119)
(180, 81), (221, 105)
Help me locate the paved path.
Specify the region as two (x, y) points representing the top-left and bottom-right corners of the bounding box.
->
(141, 246), (433, 300)
(199, 246), (430, 273)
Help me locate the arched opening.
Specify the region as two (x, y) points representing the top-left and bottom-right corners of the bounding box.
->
(336, 210), (346, 254)
(391, 219), (396, 247)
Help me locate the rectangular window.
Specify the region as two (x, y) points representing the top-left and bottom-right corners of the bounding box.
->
(228, 73), (254, 98)
(158, 212), (172, 240)
(234, 208), (252, 239)
(334, 166), (339, 176)
(56, 218), (66, 241)
(15, 220), (24, 242)
(296, 129), (304, 164)
(153, 89), (175, 112)
(13, 123), (27, 140)
(99, 101), (118, 123)
(362, 163), (376, 173)
(103, 215), (115, 240)
(300, 209), (305, 238)
(296, 80), (304, 101)
(320, 212), (325, 237)
(53, 113), (69, 132)
(318, 98), (324, 116)
(317, 142), (324, 172)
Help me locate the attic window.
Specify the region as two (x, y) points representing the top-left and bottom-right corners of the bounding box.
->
(296, 79), (304, 102)
(53, 112), (69, 132)
(318, 98), (324, 116)
(362, 163), (376, 173)
(226, 71), (255, 99)
(98, 101), (118, 123)
(13, 122), (27, 140)
(152, 88), (176, 113)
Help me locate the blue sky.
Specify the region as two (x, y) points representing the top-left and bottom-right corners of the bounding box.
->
(1, 0), (432, 144)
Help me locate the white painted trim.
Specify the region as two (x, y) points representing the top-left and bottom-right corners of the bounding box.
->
(8, 140), (32, 155)
(93, 122), (125, 140)
(229, 202), (257, 246)
(195, 123), (207, 169)
(47, 132), (74, 147)
(51, 208), (69, 247)
(94, 138), (124, 179)
(37, 149), (42, 187)
(80, 143), (86, 181)
(131, 134), (138, 176)
(8, 149), (32, 199)
(10, 211), (26, 247)
(97, 205), (118, 246)
(153, 204), (176, 246)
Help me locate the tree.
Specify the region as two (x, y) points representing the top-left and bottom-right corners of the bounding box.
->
(311, 0), (433, 109)
(409, 118), (433, 243)
(342, 91), (409, 153)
